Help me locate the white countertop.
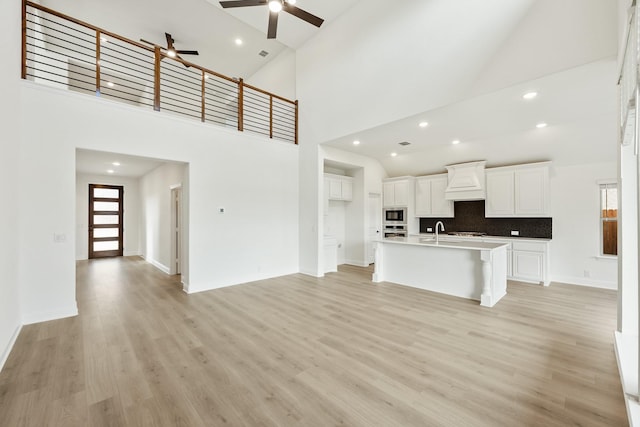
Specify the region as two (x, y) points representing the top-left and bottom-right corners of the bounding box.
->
(380, 236), (508, 251)
(412, 233), (552, 243)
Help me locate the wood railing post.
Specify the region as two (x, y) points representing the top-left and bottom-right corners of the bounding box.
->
(201, 71), (206, 123)
(95, 30), (101, 96)
(269, 95), (273, 139)
(21, 0), (27, 79)
(295, 100), (299, 145)
(238, 78), (244, 132)
(153, 46), (161, 111)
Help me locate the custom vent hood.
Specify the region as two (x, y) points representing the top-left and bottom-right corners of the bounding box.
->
(444, 161), (486, 201)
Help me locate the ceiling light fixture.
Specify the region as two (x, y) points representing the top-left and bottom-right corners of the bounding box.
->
(288, 0), (296, 4)
(167, 49), (177, 58)
(235, 38), (243, 46)
(536, 122), (547, 128)
(107, 169), (115, 174)
(112, 162), (120, 166)
(419, 121), (429, 128)
(107, 82), (114, 87)
(452, 139), (460, 145)
(353, 140), (360, 146)
(523, 91), (538, 100)
(100, 36), (108, 43)
(268, 1), (283, 13)
(391, 152), (398, 157)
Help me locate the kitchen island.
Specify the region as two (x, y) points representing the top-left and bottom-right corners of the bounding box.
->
(373, 236), (508, 307)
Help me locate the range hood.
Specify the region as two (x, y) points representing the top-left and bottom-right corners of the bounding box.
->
(445, 161), (486, 201)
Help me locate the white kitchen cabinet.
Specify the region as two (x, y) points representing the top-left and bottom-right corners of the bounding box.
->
(325, 174), (353, 202)
(415, 174), (454, 217)
(383, 178), (410, 207)
(485, 162), (550, 218)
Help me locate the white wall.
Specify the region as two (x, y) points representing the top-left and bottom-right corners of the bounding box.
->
(19, 81), (299, 323)
(0, 0), (23, 369)
(549, 162), (618, 288)
(247, 49), (296, 101)
(76, 173), (142, 260)
(139, 163), (186, 273)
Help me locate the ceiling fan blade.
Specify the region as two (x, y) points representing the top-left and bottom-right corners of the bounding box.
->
(267, 11), (278, 39)
(283, 3), (324, 27)
(220, 0), (267, 8)
(177, 50), (199, 55)
(165, 32), (175, 49)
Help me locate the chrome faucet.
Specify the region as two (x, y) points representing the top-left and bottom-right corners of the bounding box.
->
(435, 221), (445, 243)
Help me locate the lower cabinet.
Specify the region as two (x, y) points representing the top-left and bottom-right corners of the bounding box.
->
(512, 251), (544, 283)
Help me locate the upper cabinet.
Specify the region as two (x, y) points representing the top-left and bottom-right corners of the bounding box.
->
(485, 162), (550, 218)
(415, 174), (454, 217)
(325, 174), (353, 202)
(383, 178), (411, 207)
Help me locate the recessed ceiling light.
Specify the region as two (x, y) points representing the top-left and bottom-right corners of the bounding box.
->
(107, 81), (114, 87)
(112, 162), (120, 166)
(100, 37), (108, 43)
(107, 169), (114, 174)
(419, 121), (429, 128)
(391, 152), (398, 157)
(288, 0), (296, 4)
(204, 75), (209, 80)
(523, 92), (538, 100)
(452, 139), (460, 145)
(353, 140), (360, 146)
(268, 1), (283, 12)
(536, 122), (547, 128)
(235, 38), (243, 46)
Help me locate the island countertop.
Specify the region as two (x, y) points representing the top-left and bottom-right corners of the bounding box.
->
(380, 236), (508, 251)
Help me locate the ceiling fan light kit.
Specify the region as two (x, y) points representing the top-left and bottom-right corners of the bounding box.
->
(140, 33), (199, 66)
(219, 0), (324, 39)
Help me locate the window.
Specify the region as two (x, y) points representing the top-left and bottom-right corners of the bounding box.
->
(600, 183), (618, 256)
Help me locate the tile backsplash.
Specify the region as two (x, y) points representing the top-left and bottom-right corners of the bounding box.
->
(419, 200), (552, 239)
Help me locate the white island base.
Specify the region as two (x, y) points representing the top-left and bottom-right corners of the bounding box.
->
(373, 238), (508, 307)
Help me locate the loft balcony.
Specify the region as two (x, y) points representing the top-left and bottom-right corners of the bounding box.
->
(21, 0), (298, 145)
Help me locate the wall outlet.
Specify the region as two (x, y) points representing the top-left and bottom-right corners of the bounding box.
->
(218, 207), (225, 214)
(53, 233), (66, 243)
(427, 227), (433, 232)
(510, 230), (519, 236)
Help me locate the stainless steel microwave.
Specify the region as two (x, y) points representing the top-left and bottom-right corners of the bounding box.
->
(384, 208), (407, 224)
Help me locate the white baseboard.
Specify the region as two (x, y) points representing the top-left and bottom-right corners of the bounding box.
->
(123, 250), (140, 257)
(550, 275), (617, 290)
(344, 259), (370, 267)
(0, 324), (22, 373)
(299, 268), (323, 278)
(22, 303), (78, 325)
(146, 258), (170, 275)
(615, 332), (640, 427)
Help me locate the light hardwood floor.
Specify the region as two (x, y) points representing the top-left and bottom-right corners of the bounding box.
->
(0, 257), (627, 426)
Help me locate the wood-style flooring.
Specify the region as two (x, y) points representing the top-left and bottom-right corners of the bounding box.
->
(0, 257), (627, 426)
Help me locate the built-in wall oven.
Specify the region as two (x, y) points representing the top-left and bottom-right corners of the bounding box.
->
(384, 207), (407, 224)
(383, 225), (407, 238)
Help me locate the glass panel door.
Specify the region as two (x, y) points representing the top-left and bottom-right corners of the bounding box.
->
(89, 184), (124, 258)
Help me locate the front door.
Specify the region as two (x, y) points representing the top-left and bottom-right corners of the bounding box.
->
(88, 184), (124, 259)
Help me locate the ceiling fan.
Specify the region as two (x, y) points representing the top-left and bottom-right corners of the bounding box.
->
(219, 0), (324, 39)
(140, 33), (199, 64)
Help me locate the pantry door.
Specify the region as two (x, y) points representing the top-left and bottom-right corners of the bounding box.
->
(88, 184), (124, 259)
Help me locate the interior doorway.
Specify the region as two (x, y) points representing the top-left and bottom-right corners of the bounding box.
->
(88, 184), (124, 258)
(170, 185), (183, 275)
(367, 193), (382, 265)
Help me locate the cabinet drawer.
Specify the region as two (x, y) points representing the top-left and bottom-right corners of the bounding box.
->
(512, 241), (547, 252)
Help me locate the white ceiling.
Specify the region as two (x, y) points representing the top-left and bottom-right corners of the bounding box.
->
(76, 149), (168, 178)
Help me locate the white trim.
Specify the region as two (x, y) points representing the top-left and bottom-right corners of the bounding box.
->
(595, 255), (618, 261)
(0, 324), (23, 373)
(344, 259), (370, 267)
(596, 178), (617, 185)
(615, 332), (640, 426)
(123, 250), (140, 257)
(141, 255), (171, 275)
(21, 304), (79, 325)
(550, 275), (617, 290)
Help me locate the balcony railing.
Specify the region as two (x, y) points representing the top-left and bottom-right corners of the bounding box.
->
(21, 0), (298, 144)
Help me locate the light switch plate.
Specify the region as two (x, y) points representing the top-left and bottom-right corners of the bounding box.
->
(511, 230), (519, 236)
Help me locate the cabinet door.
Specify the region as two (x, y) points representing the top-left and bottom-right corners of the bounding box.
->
(383, 182), (395, 207)
(512, 250), (544, 283)
(485, 170), (515, 217)
(415, 178), (432, 217)
(393, 181), (408, 206)
(329, 179), (342, 200)
(515, 168), (548, 216)
(430, 177), (454, 217)
(341, 180), (353, 201)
